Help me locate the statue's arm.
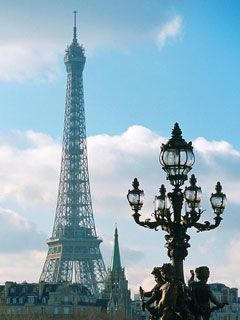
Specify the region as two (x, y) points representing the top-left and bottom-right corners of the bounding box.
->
(188, 270), (195, 286)
(145, 290), (161, 305)
(144, 290), (154, 298)
(140, 286), (154, 298)
(209, 289), (225, 308)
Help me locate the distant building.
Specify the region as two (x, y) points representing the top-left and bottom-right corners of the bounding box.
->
(102, 227), (131, 318)
(131, 294), (148, 320)
(0, 281), (107, 317)
(209, 283), (240, 320)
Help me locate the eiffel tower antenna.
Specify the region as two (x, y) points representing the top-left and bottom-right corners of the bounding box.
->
(73, 10), (77, 40)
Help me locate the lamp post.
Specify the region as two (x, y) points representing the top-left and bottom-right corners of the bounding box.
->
(127, 123), (226, 283)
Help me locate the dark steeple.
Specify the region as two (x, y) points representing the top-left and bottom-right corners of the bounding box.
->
(102, 226), (131, 317)
(111, 226), (122, 273)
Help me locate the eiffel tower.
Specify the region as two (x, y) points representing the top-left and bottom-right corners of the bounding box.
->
(40, 12), (106, 296)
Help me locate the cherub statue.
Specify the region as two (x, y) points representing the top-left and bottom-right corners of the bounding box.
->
(140, 263), (193, 320)
(156, 263), (183, 320)
(139, 267), (163, 317)
(188, 266), (226, 320)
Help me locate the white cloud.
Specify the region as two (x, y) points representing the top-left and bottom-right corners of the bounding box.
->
(0, 42), (61, 82)
(0, 126), (239, 291)
(0, 250), (45, 283)
(126, 265), (156, 294)
(0, 207), (46, 253)
(88, 125), (162, 175)
(204, 238), (240, 288)
(198, 237), (216, 256)
(0, 125), (239, 224)
(192, 138), (240, 205)
(194, 137), (240, 162)
(156, 16), (183, 48)
(0, 130), (60, 209)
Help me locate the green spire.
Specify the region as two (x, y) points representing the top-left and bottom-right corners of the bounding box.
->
(111, 226), (122, 272)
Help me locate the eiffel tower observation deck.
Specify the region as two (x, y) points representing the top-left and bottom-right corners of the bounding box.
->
(40, 12), (106, 296)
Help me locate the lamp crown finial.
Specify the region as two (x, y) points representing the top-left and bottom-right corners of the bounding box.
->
(132, 178), (140, 189)
(159, 184), (166, 196)
(189, 174), (197, 186)
(172, 123), (182, 140)
(215, 181), (222, 193)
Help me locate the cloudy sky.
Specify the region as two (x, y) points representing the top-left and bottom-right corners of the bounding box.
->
(0, 0), (240, 294)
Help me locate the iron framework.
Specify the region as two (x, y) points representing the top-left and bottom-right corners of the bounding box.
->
(40, 13), (106, 296)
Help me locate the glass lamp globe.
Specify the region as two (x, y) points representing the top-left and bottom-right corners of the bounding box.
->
(159, 123), (195, 187)
(154, 184), (171, 213)
(127, 178), (144, 212)
(210, 182), (227, 214)
(184, 174), (202, 209)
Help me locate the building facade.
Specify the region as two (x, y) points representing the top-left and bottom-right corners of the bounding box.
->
(0, 281), (107, 317)
(210, 283), (240, 320)
(131, 294), (149, 320)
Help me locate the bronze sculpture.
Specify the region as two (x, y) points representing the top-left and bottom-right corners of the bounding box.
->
(188, 267), (227, 320)
(140, 267), (163, 314)
(140, 264), (228, 319)
(141, 263), (194, 320)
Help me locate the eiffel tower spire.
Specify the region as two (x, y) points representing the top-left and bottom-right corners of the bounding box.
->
(39, 12), (106, 296)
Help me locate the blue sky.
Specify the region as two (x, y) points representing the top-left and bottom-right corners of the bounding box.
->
(0, 1), (240, 145)
(0, 0), (240, 293)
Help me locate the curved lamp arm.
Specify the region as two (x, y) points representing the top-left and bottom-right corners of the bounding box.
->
(193, 215), (223, 232)
(132, 212), (170, 231)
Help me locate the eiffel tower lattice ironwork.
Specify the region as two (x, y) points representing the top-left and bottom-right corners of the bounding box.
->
(40, 12), (106, 296)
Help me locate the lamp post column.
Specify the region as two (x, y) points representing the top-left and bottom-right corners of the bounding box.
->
(166, 186), (189, 283)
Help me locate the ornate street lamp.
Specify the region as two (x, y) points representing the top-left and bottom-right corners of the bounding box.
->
(127, 123), (226, 283)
